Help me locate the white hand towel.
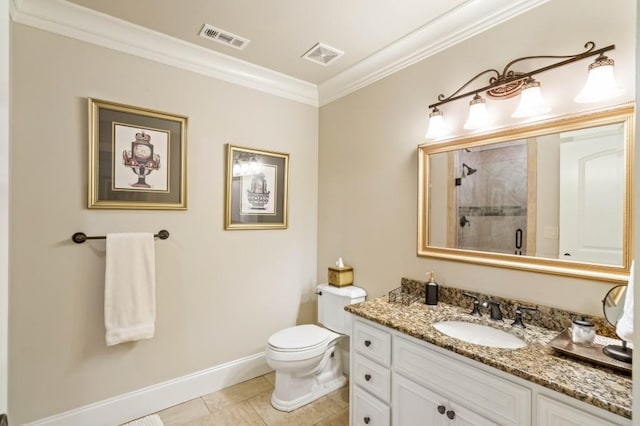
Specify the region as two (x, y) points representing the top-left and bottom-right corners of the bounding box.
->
(616, 260), (634, 343)
(105, 233), (156, 346)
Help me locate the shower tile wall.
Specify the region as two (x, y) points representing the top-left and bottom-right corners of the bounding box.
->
(456, 142), (527, 255)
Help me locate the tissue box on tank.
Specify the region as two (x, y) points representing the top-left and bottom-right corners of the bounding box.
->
(328, 266), (354, 287)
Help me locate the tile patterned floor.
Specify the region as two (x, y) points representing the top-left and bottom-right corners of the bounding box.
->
(149, 373), (349, 426)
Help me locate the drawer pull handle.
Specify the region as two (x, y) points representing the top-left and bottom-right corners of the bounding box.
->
(437, 405), (446, 414)
(364, 373), (371, 381)
(446, 410), (455, 420)
(364, 340), (372, 347)
(364, 416), (371, 424)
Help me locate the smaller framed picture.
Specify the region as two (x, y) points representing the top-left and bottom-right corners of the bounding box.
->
(225, 145), (289, 230)
(88, 98), (187, 209)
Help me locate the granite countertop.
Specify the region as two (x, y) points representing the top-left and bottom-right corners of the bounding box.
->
(346, 296), (632, 419)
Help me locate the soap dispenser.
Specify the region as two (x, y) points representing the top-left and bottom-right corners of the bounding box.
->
(425, 272), (439, 305)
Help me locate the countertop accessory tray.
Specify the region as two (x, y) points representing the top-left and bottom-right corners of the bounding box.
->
(548, 329), (631, 374)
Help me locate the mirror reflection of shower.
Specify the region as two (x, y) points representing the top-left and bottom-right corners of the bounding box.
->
(455, 163), (478, 186)
(454, 142), (528, 255)
(462, 163), (477, 177)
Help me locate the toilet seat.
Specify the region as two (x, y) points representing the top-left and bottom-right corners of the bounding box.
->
(267, 325), (341, 362)
(268, 324), (335, 351)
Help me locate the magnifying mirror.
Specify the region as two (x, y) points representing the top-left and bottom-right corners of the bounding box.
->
(602, 285), (632, 363)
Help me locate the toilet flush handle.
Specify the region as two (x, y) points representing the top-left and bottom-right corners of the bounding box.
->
(316, 290), (322, 295)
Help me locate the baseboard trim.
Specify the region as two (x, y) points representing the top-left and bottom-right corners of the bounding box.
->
(26, 352), (271, 426)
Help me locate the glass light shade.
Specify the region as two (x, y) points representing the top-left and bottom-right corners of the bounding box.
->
(425, 108), (447, 139)
(512, 79), (551, 118)
(574, 55), (623, 103)
(232, 159), (241, 176)
(463, 94), (490, 130)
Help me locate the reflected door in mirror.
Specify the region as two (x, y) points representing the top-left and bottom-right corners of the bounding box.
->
(559, 124), (624, 266)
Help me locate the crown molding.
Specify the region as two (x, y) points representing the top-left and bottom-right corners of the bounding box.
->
(9, 0), (319, 106)
(10, 0), (549, 108)
(318, 0), (550, 106)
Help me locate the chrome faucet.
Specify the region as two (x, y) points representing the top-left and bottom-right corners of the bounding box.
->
(481, 300), (503, 321)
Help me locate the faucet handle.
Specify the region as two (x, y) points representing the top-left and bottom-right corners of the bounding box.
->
(462, 292), (481, 317)
(511, 305), (538, 328)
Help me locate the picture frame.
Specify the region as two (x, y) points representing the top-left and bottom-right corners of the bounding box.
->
(225, 144), (289, 229)
(88, 98), (187, 209)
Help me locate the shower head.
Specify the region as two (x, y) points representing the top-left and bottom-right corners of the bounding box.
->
(462, 163), (477, 176)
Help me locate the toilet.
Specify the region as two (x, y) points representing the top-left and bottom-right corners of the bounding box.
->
(265, 283), (367, 412)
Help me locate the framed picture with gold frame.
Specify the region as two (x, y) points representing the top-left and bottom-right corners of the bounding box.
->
(88, 98), (187, 209)
(225, 144), (289, 229)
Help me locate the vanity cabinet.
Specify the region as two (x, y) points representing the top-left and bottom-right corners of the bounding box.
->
(350, 317), (630, 426)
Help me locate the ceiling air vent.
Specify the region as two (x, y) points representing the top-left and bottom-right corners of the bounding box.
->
(302, 42), (344, 66)
(199, 24), (250, 50)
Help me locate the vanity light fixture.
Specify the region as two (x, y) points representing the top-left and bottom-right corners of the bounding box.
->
(424, 107), (447, 138)
(463, 93), (491, 129)
(511, 78), (550, 118)
(425, 41), (620, 138)
(574, 53), (623, 103)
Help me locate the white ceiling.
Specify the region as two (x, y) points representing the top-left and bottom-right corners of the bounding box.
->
(11, 0), (550, 105)
(68, 0), (469, 85)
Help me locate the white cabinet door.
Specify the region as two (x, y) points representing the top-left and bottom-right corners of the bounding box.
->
(393, 374), (448, 426)
(537, 395), (620, 426)
(448, 400), (499, 426)
(393, 373), (497, 426)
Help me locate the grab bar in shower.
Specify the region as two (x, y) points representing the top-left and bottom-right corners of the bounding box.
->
(71, 229), (170, 244)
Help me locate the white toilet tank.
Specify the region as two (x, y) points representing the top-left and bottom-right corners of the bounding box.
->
(317, 283), (366, 335)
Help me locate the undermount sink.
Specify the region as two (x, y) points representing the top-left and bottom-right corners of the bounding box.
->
(433, 321), (526, 349)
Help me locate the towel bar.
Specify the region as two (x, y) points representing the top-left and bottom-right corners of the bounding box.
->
(72, 230), (170, 244)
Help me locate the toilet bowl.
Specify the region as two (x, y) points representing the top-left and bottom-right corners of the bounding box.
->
(265, 284), (366, 412)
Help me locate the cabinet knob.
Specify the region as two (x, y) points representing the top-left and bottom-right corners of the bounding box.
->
(446, 410), (456, 420)
(363, 416), (371, 424)
(437, 405), (446, 415)
(364, 373), (371, 381)
(364, 340), (372, 347)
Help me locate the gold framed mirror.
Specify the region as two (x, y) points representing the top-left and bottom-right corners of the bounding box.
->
(418, 104), (634, 283)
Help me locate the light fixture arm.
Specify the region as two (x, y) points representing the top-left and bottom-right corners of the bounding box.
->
(428, 42), (615, 109)
(435, 68), (501, 103)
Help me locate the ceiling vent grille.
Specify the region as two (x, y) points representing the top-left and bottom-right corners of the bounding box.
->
(302, 42), (344, 66)
(199, 24), (250, 50)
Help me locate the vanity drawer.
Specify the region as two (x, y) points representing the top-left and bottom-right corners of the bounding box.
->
(394, 335), (531, 426)
(354, 320), (391, 367)
(352, 385), (390, 426)
(353, 353), (391, 403)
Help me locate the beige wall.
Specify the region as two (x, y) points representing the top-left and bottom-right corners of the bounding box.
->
(8, 0), (638, 423)
(318, 0), (635, 312)
(9, 25), (318, 423)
